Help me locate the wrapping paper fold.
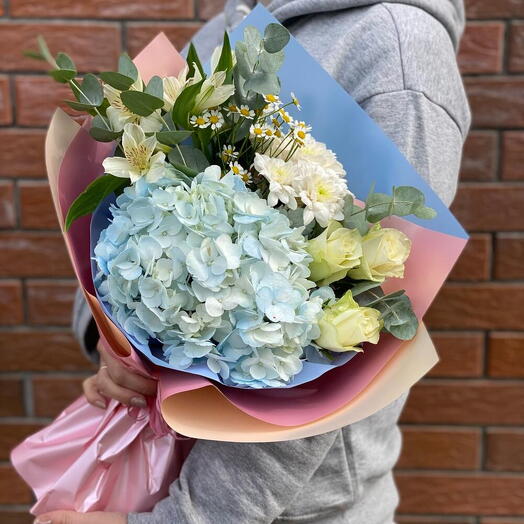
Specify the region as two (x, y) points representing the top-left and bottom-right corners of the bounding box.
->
(11, 7), (467, 513)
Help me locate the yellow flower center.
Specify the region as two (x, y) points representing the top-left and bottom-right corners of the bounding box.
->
(240, 108), (251, 117)
(253, 127), (263, 136)
(196, 117), (206, 126)
(266, 94), (278, 102)
(297, 130), (306, 140)
(209, 115), (220, 124)
(228, 105), (238, 112)
(232, 165), (240, 174)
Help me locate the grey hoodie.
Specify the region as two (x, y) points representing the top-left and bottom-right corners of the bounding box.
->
(87, 0), (470, 522)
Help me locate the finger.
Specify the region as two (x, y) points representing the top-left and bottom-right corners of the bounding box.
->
(97, 367), (147, 408)
(82, 376), (106, 409)
(35, 510), (126, 524)
(99, 348), (156, 396)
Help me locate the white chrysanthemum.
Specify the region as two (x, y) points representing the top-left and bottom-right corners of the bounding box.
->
(292, 163), (350, 227)
(293, 135), (346, 178)
(254, 153), (298, 209)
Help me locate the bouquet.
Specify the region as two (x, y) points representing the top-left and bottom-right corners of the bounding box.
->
(12, 5), (468, 515)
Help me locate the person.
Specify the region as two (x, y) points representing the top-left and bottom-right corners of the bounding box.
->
(36, 0), (470, 522)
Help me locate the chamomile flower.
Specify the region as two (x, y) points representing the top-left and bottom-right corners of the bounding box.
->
(229, 161), (250, 182)
(292, 121), (312, 145)
(262, 125), (276, 138)
(190, 113), (210, 129)
(221, 144), (238, 163)
(208, 109), (224, 130)
(249, 124), (265, 138)
(279, 109), (292, 124)
(238, 105), (255, 119)
(226, 103), (239, 116)
(291, 92), (302, 110)
(263, 94), (282, 111)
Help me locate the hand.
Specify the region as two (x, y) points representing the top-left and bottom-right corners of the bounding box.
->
(83, 342), (157, 409)
(35, 511), (126, 524)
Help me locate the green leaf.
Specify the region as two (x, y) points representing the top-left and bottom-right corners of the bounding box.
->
(349, 280), (382, 298)
(65, 174), (128, 231)
(342, 195), (369, 235)
(263, 23), (290, 53)
(71, 73), (104, 107)
(89, 116), (121, 142)
(375, 293), (419, 340)
(50, 69), (76, 83)
(55, 52), (76, 71)
(23, 49), (45, 60)
(234, 42), (253, 79)
(414, 205), (437, 220)
(36, 35), (56, 67)
(215, 32), (233, 73)
(186, 42), (204, 79)
(258, 49), (285, 73)
(65, 100), (98, 113)
(120, 90), (164, 116)
(172, 79), (204, 129)
(145, 75), (163, 99)
(244, 70), (280, 95)
(244, 26), (262, 50)
(99, 72), (135, 91)
(118, 53), (138, 81)
(156, 130), (193, 147)
(168, 145), (209, 174)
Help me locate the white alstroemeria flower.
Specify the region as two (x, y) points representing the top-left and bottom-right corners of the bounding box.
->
(292, 163), (350, 227)
(103, 123), (167, 184)
(254, 153), (298, 209)
(163, 66), (189, 111)
(104, 81), (163, 133)
(193, 70), (235, 114)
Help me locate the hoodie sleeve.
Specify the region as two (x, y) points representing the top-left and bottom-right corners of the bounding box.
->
(128, 432), (340, 524)
(72, 288), (100, 364)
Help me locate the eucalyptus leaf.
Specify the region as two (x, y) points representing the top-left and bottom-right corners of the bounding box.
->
(23, 49), (45, 60)
(258, 49), (285, 73)
(263, 23), (290, 53)
(50, 69), (76, 83)
(65, 174), (128, 231)
(156, 130), (193, 147)
(120, 90), (164, 116)
(99, 72), (135, 91)
(168, 145), (209, 174)
(55, 52), (76, 71)
(65, 100), (97, 113)
(145, 75), (163, 99)
(375, 293), (418, 340)
(118, 53), (138, 81)
(349, 280), (382, 297)
(71, 73), (104, 107)
(244, 70), (280, 95)
(244, 26), (262, 50)
(89, 114), (121, 141)
(342, 196), (369, 235)
(37, 35), (56, 67)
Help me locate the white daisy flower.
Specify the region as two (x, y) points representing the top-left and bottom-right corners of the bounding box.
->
(229, 161), (250, 183)
(291, 92), (302, 110)
(254, 153), (298, 209)
(208, 109), (224, 130)
(263, 94), (282, 111)
(249, 123), (265, 138)
(221, 144), (238, 163)
(190, 113), (210, 129)
(291, 121), (312, 145)
(238, 105), (255, 119)
(226, 103), (239, 116)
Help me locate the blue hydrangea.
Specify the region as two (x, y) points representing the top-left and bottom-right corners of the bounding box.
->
(94, 165), (325, 387)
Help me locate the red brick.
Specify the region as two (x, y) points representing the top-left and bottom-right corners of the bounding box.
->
(451, 184), (524, 232)
(448, 234), (490, 281)
(502, 131), (524, 180)
(199, 0), (227, 20)
(397, 473), (524, 515)
(0, 22), (121, 73)
(0, 180), (16, 228)
(0, 75), (12, 125)
(126, 23), (202, 57)
(0, 513), (33, 524)
(398, 427), (480, 470)
(486, 429), (524, 472)
(401, 380), (524, 425)
(509, 22), (524, 72)
(0, 464), (32, 504)
(0, 378), (24, 416)
(494, 234), (524, 280)
(19, 180), (59, 230)
(465, 77), (524, 128)
(459, 22), (504, 74)
(398, 518), (475, 524)
(488, 332), (524, 378)
(33, 376), (87, 417)
(429, 332), (484, 378)
(0, 232), (73, 277)
(0, 280), (23, 325)
(426, 283), (524, 330)
(10, 0), (194, 19)
(0, 423), (43, 460)
(482, 519), (524, 524)
(26, 279), (76, 325)
(15, 75), (80, 127)
(0, 330), (93, 371)
(465, 0), (524, 18)
(460, 131), (497, 181)
(0, 129), (46, 177)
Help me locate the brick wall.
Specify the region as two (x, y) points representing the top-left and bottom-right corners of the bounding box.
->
(0, 0), (522, 522)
